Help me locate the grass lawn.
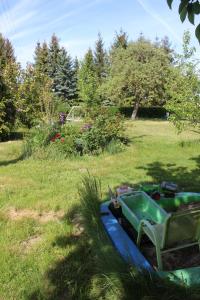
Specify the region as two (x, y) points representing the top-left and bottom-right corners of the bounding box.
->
(0, 120), (200, 300)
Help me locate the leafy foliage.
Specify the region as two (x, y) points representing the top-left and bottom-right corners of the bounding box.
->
(167, 0), (200, 42)
(0, 34), (19, 140)
(101, 39), (171, 119)
(23, 123), (81, 159)
(23, 107), (124, 158)
(82, 107), (124, 154)
(166, 31), (200, 132)
(16, 65), (56, 128)
(166, 68), (200, 132)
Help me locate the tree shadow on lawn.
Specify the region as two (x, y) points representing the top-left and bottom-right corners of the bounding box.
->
(28, 158), (200, 300)
(27, 212), (200, 300)
(136, 155), (200, 192)
(27, 224), (133, 300)
(0, 131), (24, 142)
(0, 154), (24, 167)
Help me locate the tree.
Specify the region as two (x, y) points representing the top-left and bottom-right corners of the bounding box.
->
(48, 34), (61, 79)
(17, 64), (55, 127)
(16, 64), (40, 128)
(166, 68), (200, 132)
(167, 0), (200, 42)
(165, 31), (200, 131)
(34, 41), (49, 74)
(0, 34), (19, 139)
(112, 28), (129, 49)
(54, 48), (77, 102)
(73, 57), (79, 104)
(94, 33), (107, 83)
(102, 39), (171, 119)
(38, 75), (55, 124)
(78, 49), (99, 107)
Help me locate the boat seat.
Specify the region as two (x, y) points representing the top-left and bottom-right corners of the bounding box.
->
(137, 208), (200, 270)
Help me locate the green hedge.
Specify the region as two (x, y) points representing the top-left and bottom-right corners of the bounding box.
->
(119, 107), (167, 119)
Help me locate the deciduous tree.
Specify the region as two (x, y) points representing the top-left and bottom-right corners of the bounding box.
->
(0, 34), (19, 139)
(102, 39), (171, 119)
(166, 31), (200, 132)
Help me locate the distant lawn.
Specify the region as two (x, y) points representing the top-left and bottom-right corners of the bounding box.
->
(0, 120), (200, 299)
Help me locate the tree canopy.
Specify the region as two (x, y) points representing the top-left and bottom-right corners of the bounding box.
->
(101, 39), (171, 119)
(165, 31), (200, 131)
(0, 33), (19, 140)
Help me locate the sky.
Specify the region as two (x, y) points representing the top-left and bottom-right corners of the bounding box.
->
(0, 0), (199, 66)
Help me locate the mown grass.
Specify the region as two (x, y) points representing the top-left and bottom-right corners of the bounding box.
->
(0, 120), (200, 299)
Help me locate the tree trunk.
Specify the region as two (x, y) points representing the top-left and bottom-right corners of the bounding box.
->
(131, 101), (140, 120)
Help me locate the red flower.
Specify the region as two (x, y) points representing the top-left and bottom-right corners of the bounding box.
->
(55, 133), (61, 139)
(61, 138), (65, 143)
(51, 138), (55, 142)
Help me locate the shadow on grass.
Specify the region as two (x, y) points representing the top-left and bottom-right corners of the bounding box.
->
(0, 131), (24, 142)
(0, 154), (24, 167)
(28, 159), (200, 300)
(136, 155), (200, 192)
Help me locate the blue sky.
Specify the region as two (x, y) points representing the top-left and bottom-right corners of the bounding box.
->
(0, 0), (199, 66)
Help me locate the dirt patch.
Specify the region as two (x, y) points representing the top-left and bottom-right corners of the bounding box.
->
(142, 243), (200, 271)
(7, 208), (65, 223)
(21, 235), (42, 253)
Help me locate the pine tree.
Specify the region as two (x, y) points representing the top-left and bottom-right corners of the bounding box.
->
(74, 56), (79, 73)
(34, 41), (49, 74)
(94, 33), (107, 83)
(78, 48), (98, 106)
(54, 47), (77, 102)
(0, 33), (16, 68)
(48, 34), (61, 79)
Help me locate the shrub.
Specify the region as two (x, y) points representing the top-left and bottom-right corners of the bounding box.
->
(23, 123), (81, 159)
(23, 107), (125, 158)
(82, 107), (124, 154)
(22, 124), (55, 157)
(49, 124), (81, 157)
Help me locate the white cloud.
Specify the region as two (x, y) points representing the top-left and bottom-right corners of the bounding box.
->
(0, 0), (38, 35)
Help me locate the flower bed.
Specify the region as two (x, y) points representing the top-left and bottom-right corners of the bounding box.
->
(23, 108), (125, 159)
